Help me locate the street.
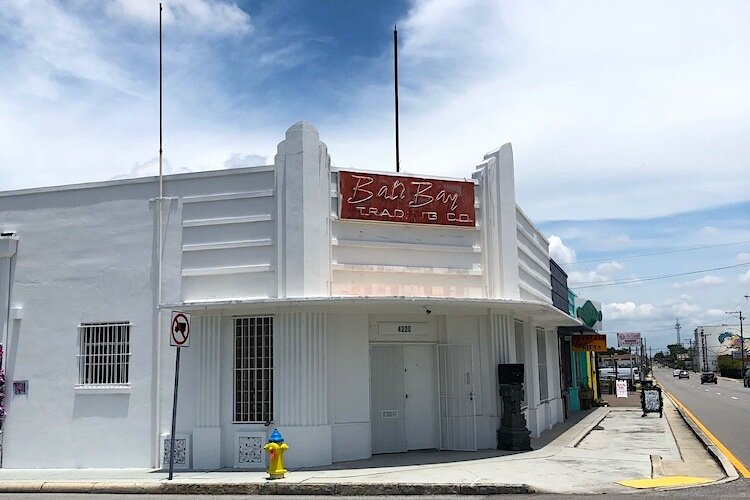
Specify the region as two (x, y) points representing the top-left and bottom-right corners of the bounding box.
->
(654, 366), (750, 474)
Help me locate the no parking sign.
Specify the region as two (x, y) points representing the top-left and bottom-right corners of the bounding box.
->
(170, 311), (191, 348)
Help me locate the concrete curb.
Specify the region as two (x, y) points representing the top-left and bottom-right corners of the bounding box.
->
(0, 481), (535, 495)
(663, 391), (739, 486)
(566, 407), (609, 448)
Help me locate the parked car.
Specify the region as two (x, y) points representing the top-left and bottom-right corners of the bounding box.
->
(744, 368), (750, 388)
(678, 370), (689, 379)
(700, 371), (717, 384)
(673, 369), (681, 377)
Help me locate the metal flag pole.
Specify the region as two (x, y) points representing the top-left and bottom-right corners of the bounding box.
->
(394, 24), (400, 173)
(155, 1), (165, 470)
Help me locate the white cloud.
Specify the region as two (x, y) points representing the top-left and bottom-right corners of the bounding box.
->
(699, 226), (720, 236)
(737, 252), (750, 264)
(705, 309), (725, 317)
(673, 275), (726, 289)
(600, 235), (632, 249)
(223, 153), (267, 169)
(548, 235), (576, 264)
(111, 156), (191, 180)
(670, 301), (700, 317)
(569, 261), (623, 285)
(604, 301), (659, 320)
(740, 270), (750, 284)
(106, 0), (252, 36)
(596, 261), (623, 275)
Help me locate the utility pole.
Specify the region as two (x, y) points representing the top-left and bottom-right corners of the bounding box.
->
(675, 318), (682, 347)
(688, 339), (694, 372)
(726, 310), (745, 373)
(701, 327), (709, 372)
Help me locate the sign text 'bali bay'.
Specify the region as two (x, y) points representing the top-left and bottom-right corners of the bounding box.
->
(338, 171), (476, 227)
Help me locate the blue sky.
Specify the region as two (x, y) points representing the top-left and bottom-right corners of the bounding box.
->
(0, 0), (748, 350)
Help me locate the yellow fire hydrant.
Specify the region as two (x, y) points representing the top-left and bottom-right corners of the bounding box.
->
(264, 429), (288, 480)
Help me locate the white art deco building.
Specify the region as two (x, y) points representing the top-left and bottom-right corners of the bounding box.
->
(0, 122), (579, 469)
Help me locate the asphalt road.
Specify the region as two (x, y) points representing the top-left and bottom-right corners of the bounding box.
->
(654, 366), (750, 473)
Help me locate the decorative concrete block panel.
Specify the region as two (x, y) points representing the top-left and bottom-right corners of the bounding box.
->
(234, 431), (266, 468)
(161, 433), (191, 470)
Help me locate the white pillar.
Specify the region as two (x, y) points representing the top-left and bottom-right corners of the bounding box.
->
(473, 144), (520, 299)
(192, 314), (221, 469)
(274, 311), (331, 467)
(275, 122), (331, 298)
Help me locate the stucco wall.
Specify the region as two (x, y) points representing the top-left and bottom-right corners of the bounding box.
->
(0, 183), (159, 467)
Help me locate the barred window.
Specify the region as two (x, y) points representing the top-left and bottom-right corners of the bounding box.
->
(537, 327), (549, 401)
(77, 322), (131, 386)
(514, 319), (527, 406)
(234, 316), (273, 423)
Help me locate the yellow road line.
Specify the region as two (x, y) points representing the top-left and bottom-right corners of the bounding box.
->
(668, 391), (750, 478)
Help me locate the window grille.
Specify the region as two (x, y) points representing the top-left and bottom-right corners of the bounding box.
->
(77, 322), (131, 386)
(234, 316), (273, 423)
(537, 327), (549, 401)
(514, 319), (527, 406)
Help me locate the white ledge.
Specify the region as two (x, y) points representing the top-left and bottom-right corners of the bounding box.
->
(182, 189), (274, 204)
(182, 239), (273, 252)
(182, 264), (273, 277)
(332, 238), (481, 254)
(183, 214), (272, 227)
(74, 385), (131, 394)
(331, 262), (482, 276)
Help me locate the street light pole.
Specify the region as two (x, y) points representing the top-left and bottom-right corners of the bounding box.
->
(726, 310), (745, 374)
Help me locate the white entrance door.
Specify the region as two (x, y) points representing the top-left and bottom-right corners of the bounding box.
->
(404, 345), (439, 450)
(370, 344), (439, 453)
(438, 344), (477, 451)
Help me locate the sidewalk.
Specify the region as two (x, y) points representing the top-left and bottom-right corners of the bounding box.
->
(0, 400), (733, 495)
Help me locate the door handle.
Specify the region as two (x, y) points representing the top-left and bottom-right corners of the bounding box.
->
(405, 394), (408, 399)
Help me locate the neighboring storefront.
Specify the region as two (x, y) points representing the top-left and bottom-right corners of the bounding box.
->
(557, 291), (605, 413)
(0, 122), (580, 470)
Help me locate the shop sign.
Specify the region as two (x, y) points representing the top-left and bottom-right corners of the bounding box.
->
(617, 332), (641, 347)
(615, 380), (628, 398)
(378, 322), (430, 336)
(571, 334), (607, 352)
(339, 170), (476, 227)
(574, 297), (603, 330)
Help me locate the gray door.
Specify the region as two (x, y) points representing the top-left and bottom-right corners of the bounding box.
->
(370, 345), (406, 453)
(404, 344), (439, 450)
(438, 344), (477, 451)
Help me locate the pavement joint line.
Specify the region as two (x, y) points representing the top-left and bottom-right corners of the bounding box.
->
(665, 390), (749, 479)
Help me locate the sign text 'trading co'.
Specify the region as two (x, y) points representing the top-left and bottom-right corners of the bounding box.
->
(338, 171), (476, 227)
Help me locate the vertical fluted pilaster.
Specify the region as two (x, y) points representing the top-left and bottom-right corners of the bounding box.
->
(276, 312), (328, 426)
(196, 314), (221, 427)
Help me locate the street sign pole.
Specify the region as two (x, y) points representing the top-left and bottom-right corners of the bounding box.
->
(168, 346), (181, 480)
(167, 311), (190, 480)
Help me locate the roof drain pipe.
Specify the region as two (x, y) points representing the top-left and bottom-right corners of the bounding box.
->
(0, 232), (18, 467)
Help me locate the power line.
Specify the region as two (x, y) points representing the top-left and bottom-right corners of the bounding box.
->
(571, 262), (750, 289)
(558, 239), (750, 266)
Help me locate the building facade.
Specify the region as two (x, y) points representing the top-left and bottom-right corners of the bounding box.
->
(0, 122), (579, 469)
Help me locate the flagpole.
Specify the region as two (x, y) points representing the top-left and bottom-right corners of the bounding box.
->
(394, 24), (400, 173)
(155, 1), (165, 469)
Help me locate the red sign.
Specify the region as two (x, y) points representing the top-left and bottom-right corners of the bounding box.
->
(339, 171), (475, 227)
(170, 311), (191, 348)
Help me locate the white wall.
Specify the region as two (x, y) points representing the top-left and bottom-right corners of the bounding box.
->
(329, 313), (370, 462)
(0, 183), (159, 468)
